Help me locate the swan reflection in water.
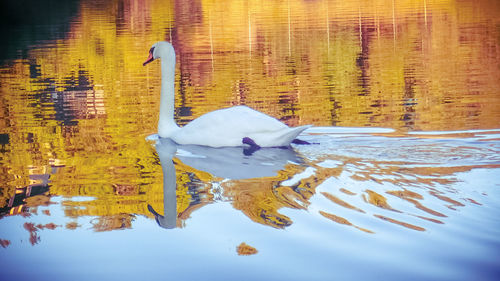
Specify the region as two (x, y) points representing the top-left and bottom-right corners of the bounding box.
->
(148, 138), (304, 229)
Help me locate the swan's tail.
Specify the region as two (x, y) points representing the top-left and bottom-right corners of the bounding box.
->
(281, 125), (312, 146)
(252, 125), (311, 147)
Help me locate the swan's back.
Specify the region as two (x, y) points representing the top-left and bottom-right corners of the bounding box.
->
(170, 106), (309, 147)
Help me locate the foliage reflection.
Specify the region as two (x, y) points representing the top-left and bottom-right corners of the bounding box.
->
(0, 0), (499, 242)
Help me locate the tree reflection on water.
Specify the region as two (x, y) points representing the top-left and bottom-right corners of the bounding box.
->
(0, 1), (499, 280)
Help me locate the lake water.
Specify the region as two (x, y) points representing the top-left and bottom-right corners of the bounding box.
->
(0, 0), (499, 280)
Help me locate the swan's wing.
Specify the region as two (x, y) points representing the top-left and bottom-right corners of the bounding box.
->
(172, 106), (291, 147)
(192, 105), (287, 131)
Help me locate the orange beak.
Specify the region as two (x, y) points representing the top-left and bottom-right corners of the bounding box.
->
(143, 47), (155, 66)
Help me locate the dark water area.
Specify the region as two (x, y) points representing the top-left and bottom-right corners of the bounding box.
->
(0, 0), (499, 280)
(0, 1), (80, 63)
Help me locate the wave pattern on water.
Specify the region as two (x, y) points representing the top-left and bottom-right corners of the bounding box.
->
(288, 129), (500, 235)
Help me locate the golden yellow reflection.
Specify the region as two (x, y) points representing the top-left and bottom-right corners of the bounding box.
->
(319, 211), (374, 234)
(0, 0), (499, 239)
(321, 192), (365, 213)
(363, 190), (395, 210)
(237, 242), (258, 256)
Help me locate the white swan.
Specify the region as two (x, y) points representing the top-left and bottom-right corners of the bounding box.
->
(143, 41), (311, 148)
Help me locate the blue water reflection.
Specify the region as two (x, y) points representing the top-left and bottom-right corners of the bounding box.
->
(1, 129), (500, 281)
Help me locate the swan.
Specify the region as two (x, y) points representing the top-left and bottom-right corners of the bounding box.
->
(143, 41), (311, 148)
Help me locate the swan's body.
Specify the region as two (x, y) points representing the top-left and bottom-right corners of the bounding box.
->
(144, 41), (310, 148)
(170, 105), (309, 147)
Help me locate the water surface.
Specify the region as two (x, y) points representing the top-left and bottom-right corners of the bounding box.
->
(0, 0), (499, 280)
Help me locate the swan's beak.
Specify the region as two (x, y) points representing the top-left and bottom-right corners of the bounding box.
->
(143, 47), (156, 66)
(143, 52), (155, 66)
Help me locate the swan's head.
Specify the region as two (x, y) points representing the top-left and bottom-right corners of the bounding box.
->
(143, 41), (175, 66)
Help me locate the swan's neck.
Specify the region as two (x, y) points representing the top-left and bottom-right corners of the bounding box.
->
(158, 56), (179, 138)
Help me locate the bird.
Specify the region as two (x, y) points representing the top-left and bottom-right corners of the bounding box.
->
(143, 41), (311, 149)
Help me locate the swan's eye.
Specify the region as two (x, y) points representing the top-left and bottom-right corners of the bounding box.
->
(149, 47), (155, 56)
